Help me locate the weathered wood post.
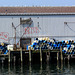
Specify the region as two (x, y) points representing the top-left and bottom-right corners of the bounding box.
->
(49, 49), (50, 62)
(29, 49), (31, 62)
(60, 46), (63, 69)
(60, 46), (63, 61)
(57, 52), (59, 61)
(8, 49), (10, 63)
(20, 48), (23, 62)
(46, 49), (50, 62)
(57, 59), (59, 70)
(64, 57), (65, 63)
(68, 55), (70, 62)
(46, 52), (48, 62)
(40, 47), (42, 62)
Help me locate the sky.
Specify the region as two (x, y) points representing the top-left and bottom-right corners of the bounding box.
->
(0, 0), (75, 6)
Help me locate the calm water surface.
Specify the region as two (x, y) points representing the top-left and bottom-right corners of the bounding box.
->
(0, 61), (75, 75)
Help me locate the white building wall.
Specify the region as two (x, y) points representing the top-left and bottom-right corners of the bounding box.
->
(0, 14), (75, 44)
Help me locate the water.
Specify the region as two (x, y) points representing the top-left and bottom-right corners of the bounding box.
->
(0, 61), (75, 75)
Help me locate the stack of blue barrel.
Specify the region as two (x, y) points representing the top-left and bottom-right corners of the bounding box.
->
(0, 42), (8, 54)
(27, 37), (61, 50)
(62, 40), (75, 54)
(27, 37), (75, 54)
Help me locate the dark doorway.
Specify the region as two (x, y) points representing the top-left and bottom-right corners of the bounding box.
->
(20, 38), (31, 50)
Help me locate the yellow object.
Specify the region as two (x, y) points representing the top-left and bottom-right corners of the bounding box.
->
(46, 37), (50, 41)
(66, 41), (69, 44)
(43, 37), (47, 40)
(70, 50), (72, 52)
(1, 42), (4, 46)
(72, 40), (74, 43)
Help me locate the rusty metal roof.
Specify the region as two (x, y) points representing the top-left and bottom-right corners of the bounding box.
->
(0, 7), (75, 14)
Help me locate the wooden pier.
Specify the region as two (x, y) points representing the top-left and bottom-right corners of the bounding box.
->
(0, 48), (75, 64)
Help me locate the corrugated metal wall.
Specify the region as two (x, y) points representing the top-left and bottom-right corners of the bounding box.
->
(0, 14), (75, 44)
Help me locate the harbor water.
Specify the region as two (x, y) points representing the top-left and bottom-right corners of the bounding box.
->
(0, 60), (75, 75)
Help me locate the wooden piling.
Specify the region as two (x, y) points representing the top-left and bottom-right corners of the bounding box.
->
(64, 57), (65, 63)
(68, 55), (70, 61)
(49, 49), (50, 60)
(40, 47), (42, 62)
(46, 50), (50, 62)
(57, 52), (59, 61)
(29, 49), (31, 62)
(8, 49), (10, 63)
(2, 59), (4, 63)
(46, 52), (48, 62)
(20, 48), (23, 62)
(57, 60), (59, 70)
(60, 47), (63, 61)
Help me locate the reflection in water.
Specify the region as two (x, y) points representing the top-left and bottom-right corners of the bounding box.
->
(40, 62), (42, 74)
(21, 63), (23, 75)
(61, 60), (63, 73)
(46, 61), (50, 75)
(8, 63), (10, 75)
(29, 62), (32, 75)
(0, 61), (75, 75)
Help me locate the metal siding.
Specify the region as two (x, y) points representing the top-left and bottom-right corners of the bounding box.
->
(19, 15), (75, 41)
(0, 16), (20, 43)
(0, 15), (75, 43)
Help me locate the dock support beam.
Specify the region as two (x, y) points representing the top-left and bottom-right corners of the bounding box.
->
(57, 52), (59, 61)
(60, 47), (63, 61)
(20, 48), (23, 62)
(68, 55), (70, 62)
(40, 47), (42, 62)
(29, 50), (31, 62)
(8, 49), (10, 63)
(46, 50), (50, 62)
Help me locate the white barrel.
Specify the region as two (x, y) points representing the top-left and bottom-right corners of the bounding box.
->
(7, 45), (14, 51)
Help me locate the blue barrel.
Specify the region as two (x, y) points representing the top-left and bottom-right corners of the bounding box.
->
(48, 42), (51, 46)
(67, 40), (71, 44)
(26, 45), (29, 50)
(72, 52), (74, 54)
(4, 50), (8, 54)
(62, 49), (68, 54)
(43, 40), (47, 43)
(67, 44), (71, 48)
(33, 42), (37, 45)
(62, 40), (65, 44)
(53, 44), (57, 47)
